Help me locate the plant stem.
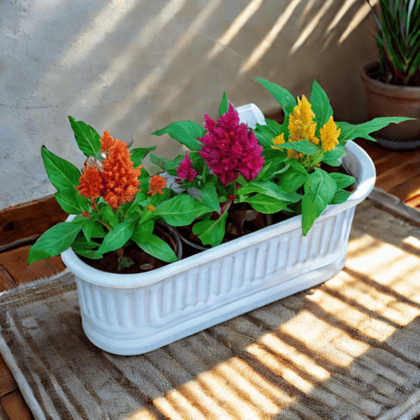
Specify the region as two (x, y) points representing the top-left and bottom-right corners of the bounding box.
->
(99, 220), (113, 232)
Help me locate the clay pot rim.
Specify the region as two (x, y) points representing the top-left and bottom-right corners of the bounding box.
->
(361, 62), (420, 98)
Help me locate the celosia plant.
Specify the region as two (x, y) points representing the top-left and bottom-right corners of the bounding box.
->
(151, 94), (301, 246)
(198, 103), (265, 185)
(252, 78), (412, 234)
(27, 118), (211, 269)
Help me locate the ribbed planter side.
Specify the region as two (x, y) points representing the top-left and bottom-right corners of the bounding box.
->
(75, 206), (353, 352)
(361, 62), (420, 150)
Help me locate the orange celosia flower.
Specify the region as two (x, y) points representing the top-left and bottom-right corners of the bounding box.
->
(76, 131), (141, 210)
(146, 205), (155, 212)
(147, 175), (166, 196)
(100, 130), (115, 154)
(76, 166), (103, 199)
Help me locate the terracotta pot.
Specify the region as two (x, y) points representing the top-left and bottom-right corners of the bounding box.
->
(360, 63), (420, 150)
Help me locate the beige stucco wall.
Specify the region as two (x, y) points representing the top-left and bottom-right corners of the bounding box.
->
(0, 0), (378, 210)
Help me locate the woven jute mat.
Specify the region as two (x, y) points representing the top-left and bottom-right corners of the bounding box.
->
(1, 192), (420, 420)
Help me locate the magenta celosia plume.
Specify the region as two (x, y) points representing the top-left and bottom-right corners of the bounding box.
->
(176, 151), (197, 182)
(198, 104), (264, 185)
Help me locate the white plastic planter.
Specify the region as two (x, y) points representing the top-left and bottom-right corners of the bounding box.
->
(61, 105), (376, 355)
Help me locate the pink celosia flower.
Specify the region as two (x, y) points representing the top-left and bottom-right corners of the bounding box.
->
(176, 151), (197, 183)
(198, 103), (264, 185)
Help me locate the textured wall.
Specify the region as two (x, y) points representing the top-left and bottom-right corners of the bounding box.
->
(0, 0), (378, 210)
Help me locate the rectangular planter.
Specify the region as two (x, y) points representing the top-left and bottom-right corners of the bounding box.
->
(61, 105), (376, 355)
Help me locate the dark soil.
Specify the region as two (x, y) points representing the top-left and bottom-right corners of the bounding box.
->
(77, 225), (178, 274)
(366, 62), (420, 87)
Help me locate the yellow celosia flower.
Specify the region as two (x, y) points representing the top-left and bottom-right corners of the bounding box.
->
(272, 133), (285, 150)
(146, 205), (155, 212)
(288, 95), (319, 146)
(287, 150), (301, 160)
(320, 117), (340, 151)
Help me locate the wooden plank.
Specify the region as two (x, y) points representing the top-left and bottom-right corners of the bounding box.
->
(0, 390), (33, 420)
(404, 194), (420, 209)
(0, 357), (17, 399)
(354, 139), (393, 163)
(0, 404), (11, 420)
(0, 266), (17, 292)
(0, 246), (66, 286)
(0, 195), (67, 250)
(389, 178), (420, 203)
(375, 156), (420, 195)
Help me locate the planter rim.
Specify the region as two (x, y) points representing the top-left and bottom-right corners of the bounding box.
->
(61, 140), (375, 289)
(361, 62), (420, 96)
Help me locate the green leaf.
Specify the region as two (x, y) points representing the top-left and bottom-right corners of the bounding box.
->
(72, 233), (101, 250)
(139, 166), (150, 179)
(90, 222), (107, 238)
(73, 248), (104, 259)
(219, 92), (229, 116)
(135, 233), (178, 263)
(149, 153), (184, 174)
(155, 195), (211, 226)
(193, 210), (229, 247)
(68, 116), (101, 158)
(126, 192), (147, 215)
(99, 203), (119, 228)
(255, 161), (276, 182)
(54, 190), (86, 214)
(253, 123), (276, 149)
(331, 189), (352, 204)
(276, 160), (308, 192)
(280, 140), (321, 155)
(131, 220), (154, 243)
(82, 218), (95, 242)
(310, 80), (333, 130)
(41, 146), (81, 193)
(96, 220), (135, 256)
(322, 143), (347, 165)
(130, 146), (157, 168)
(301, 169), (337, 235)
(328, 172), (356, 189)
(253, 78), (297, 114)
(265, 118), (284, 135)
(151, 121), (205, 151)
(28, 222), (83, 264)
(262, 148), (286, 161)
(200, 184), (220, 213)
(244, 195), (290, 214)
(337, 117), (414, 143)
(188, 151), (206, 173)
(323, 159), (341, 167)
(237, 180), (301, 203)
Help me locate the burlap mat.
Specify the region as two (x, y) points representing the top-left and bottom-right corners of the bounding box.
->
(1, 194), (420, 420)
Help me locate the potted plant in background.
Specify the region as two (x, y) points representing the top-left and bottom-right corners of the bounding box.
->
(361, 0), (420, 150)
